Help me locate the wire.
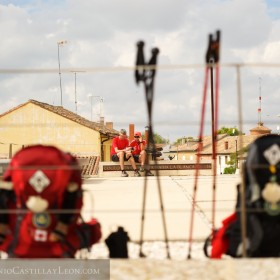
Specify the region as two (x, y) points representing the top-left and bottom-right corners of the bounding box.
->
(0, 62), (280, 74)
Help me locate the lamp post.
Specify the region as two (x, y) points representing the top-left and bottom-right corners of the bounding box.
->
(57, 40), (67, 106)
(232, 128), (238, 171)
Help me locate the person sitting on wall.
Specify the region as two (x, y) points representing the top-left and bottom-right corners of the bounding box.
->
(111, 129), (141, 177)
(130, 131), (154, 176)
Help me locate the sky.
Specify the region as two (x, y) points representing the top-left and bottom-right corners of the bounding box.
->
(0, 0), (279, 143)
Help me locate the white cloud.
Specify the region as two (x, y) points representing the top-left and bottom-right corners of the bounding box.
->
(0, 0), (279, 142)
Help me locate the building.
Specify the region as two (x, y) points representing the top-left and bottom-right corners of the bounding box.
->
(167, 121), (272, 174)
(168, 137), (208, 161)
(0, 99), (119, 161)
(249, 122), (272, 135)
(199, 134), (261, 174)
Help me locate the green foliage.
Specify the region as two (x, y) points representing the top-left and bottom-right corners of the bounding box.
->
(153, 133), (165, 144)
(150, 133), (168, 144)
(224, 153), (237, 174)
(218, 127), (240, 136)
(224, 166), (236, 174)
(173, 136), (195, 145)
(227, 153), (236, 165)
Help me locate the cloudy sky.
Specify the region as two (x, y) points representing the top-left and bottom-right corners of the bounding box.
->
(0, 0), (279, 142)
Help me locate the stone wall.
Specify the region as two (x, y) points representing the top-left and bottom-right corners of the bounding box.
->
(110, 258), (280, 280)
(98, 160), (212, 177)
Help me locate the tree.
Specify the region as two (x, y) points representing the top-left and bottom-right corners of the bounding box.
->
(143, 132), (168, 144)
(173, 136), (195, 145)
(153, 133), (168, 144)
(223, 146), (248, 174)
(223, 153), (237, 174)
(218, 127), (240, 136)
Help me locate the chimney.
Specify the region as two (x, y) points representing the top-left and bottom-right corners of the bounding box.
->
(99, 116), (104, 127)
(105, 122), (113, 130)
(145, 126), (149, 146)
(129, 124), (134, 141)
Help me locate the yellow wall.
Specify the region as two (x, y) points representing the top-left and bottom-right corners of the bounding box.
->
(0, 103), (112, 159)
(102, 140), (113, 162)
(177, 152), (196, 161)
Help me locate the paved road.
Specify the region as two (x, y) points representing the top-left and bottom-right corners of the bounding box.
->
(82, 175), (241, 242)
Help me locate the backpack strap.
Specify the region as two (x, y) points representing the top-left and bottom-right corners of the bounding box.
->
(206, 212), (237, 258)
(247, 214), (263, 254)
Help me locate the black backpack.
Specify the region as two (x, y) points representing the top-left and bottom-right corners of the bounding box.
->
(208, 134), (280, 258)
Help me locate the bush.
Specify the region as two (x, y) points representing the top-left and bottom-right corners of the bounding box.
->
(223, 166), (236, 174)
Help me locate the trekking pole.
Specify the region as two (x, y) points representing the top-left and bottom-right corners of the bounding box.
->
(209, 31), (221, 237)
(187, 66), (209, 259)
(135, 41), (148, 257)
(135, 41), (170, 259)
(236, 65), (247, 257)
(209, 58), (218, 237)
(187, 30), (221, 259)
(149, 123), (171, 259)
(139, 178), (147, 257)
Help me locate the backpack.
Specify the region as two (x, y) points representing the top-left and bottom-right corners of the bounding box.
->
(206, 134), (280, 258)
(0, 144), (101, 258)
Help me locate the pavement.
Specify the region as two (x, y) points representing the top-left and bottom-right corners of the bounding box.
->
(82, 175), (241, 243)
(81, 175), (280, 280)
(2, 174), (277, 280)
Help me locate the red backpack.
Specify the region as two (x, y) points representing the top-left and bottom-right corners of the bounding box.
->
(0, 145), (101, 258)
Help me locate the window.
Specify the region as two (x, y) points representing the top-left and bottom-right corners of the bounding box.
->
(225, 155), (228, 164)
(225, 141), (229, 150)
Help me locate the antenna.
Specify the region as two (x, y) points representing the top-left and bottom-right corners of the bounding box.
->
(57, 40), (67, 106)
(258, 77), (262, 125)
(74, 72), (77, 113)
(87, 95), (103, 122)
(100, 97), (104, 118)
(71, 70), (85, 114)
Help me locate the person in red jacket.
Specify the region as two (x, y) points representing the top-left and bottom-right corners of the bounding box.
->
(130, 131), (154, 176)
(111, 129), (141, 177)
